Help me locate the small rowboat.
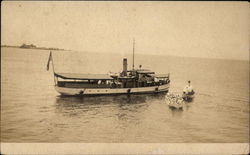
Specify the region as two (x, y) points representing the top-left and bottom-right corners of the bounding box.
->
(182, 81), (195, 101)
(165, 94), (184, 109)
(182, 91), (195, 101)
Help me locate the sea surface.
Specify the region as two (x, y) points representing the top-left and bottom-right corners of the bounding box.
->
(1, 47), (249, 142)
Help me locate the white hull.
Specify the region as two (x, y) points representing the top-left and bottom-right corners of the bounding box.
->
(165, 97), (184, 109)
(55, 83), (169, 96)
(167, 103), (183, 109)
(166, 101), (183, 109)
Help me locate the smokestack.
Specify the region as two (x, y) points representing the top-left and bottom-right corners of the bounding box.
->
(123, 58), (127, 76)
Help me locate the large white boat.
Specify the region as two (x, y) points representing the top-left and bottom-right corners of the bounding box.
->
(54, 71), (170, 96)
(47, 42), (170, 96)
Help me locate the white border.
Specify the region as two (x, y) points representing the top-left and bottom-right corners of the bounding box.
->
(1, 143), (249, 154)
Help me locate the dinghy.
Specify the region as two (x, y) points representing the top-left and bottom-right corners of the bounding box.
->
(182, 80), (195, 101)
(165, 93), (184, 109)
(182, 90), (195, 101)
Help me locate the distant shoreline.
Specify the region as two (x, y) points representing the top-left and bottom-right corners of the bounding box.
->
(1, 45), (65, 51)
(1, 45), (248, 62)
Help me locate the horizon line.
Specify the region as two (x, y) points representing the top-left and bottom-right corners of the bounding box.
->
(1, 44), (249, 62)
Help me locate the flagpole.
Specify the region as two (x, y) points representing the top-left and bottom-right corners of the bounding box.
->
(51, 51), (55, 74)
(132, 38), (135, 70)
(50, 51), (57, 86)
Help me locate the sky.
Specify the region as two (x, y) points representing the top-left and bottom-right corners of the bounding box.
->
(1, 1), (249, 60)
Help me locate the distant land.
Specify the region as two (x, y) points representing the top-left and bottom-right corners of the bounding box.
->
(1, 43), (65, 51)
(1, 44), (248, 61)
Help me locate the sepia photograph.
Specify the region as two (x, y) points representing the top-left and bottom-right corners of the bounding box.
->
(1, 1), (249, 154)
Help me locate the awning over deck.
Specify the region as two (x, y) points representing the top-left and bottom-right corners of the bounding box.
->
(118, 76), (136, 79)
(128, 69), (155, 74)
(137, 71), (155, 74)
(54, 73), (113, 80)
(155, 74), (170, 78)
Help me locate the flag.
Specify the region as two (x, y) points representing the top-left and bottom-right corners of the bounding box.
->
(46, 51), (52, 71)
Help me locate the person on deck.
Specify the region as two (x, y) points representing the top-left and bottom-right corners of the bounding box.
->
(98, 80), (102, 85)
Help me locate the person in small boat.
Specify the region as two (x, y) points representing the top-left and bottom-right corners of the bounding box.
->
(177, 95), (183, 104)
(183, 80), (193, 95)
(187, 81), (193, 94)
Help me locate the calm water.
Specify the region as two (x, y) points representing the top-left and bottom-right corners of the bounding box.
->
(1, 47), (249, 142)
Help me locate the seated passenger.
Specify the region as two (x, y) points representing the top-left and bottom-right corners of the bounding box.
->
(98, 80), (101, 85)
(154, 77), (159, 82)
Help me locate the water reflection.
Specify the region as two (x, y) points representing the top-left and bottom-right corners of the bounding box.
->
(54, 94), (168, 133)
(55, 94), (166, 116)
(169, 107), (183, 118)
(56, 94), (166, 106)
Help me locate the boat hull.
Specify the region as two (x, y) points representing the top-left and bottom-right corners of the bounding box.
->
(55, 83), (169, 96)
(182, 93), (195, 101)
(168, 104), (183, 110)
(165, 96), (184, 109)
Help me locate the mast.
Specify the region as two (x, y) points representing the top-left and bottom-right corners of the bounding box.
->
(132, 38), (135, 70)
